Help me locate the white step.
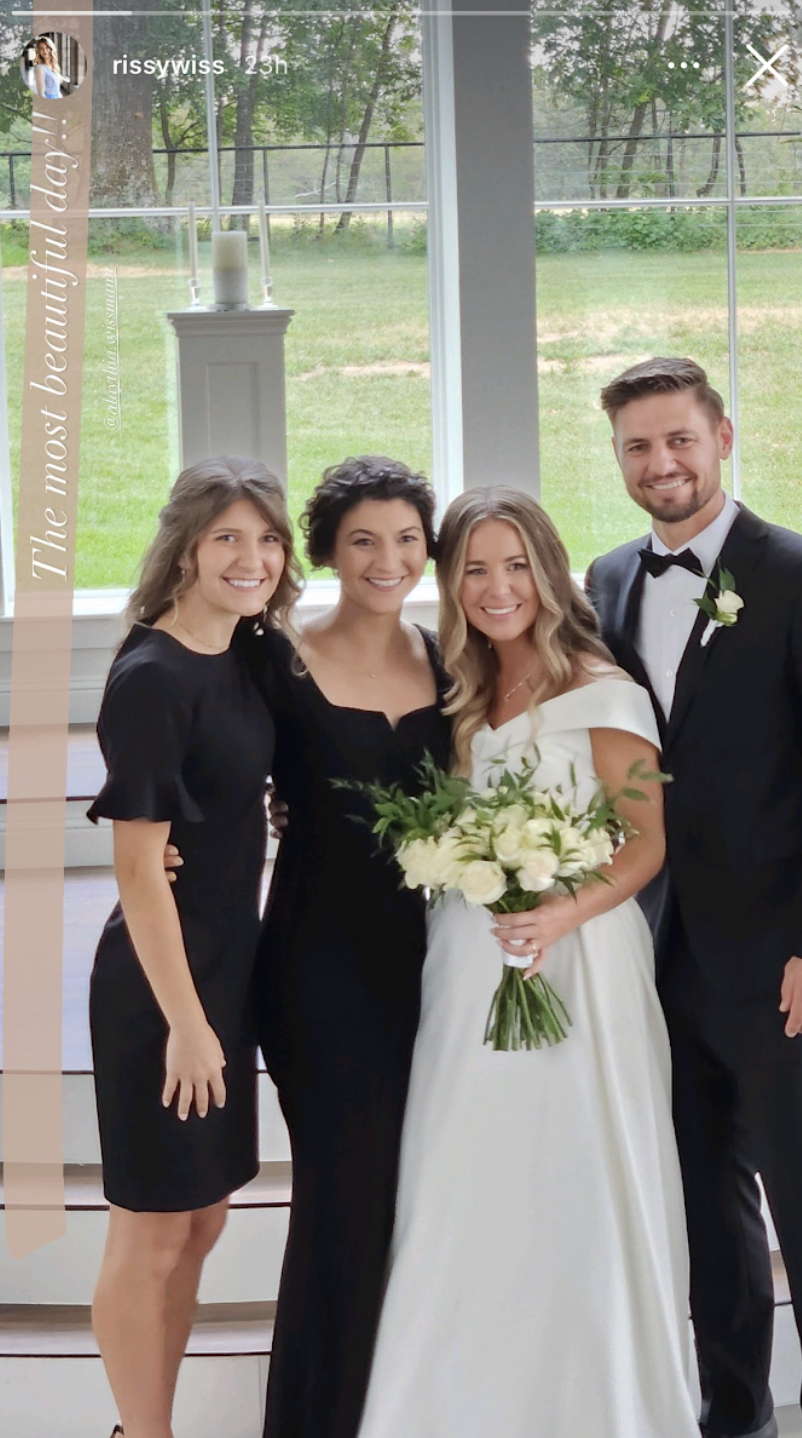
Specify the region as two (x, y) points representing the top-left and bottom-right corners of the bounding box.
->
(0, 1071), (291, 1166)
(0, 1163), (290, 1306)
(780, 1405), (802, 1437)
(0, 727), (112, 867)
(0, 1299), (275, 1356)
(0, 727), (280, 867)
(0, 1349), (269, 1438)
(775, 1302), (802, 1409)
(0, 1325), (799, 1438)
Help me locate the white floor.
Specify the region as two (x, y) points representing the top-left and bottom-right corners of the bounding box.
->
(0, 1353), (269, 1438)
(0, 1344), (797, 1438)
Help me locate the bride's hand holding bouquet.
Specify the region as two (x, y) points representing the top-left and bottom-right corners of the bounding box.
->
(491, 894), (585, 978)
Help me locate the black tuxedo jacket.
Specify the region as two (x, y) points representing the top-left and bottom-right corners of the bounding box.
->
(586, 504), (802, 997)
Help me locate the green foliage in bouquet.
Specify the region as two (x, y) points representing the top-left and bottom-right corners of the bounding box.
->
(350, 752), (474, 846)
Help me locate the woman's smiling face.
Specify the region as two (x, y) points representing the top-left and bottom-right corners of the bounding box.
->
(188, 498), (286, 619)
(332, 498), (428, 613)
(458, 519), (540, 642)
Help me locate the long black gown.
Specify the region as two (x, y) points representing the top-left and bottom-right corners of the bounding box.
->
(239, 625), (452, 1438)
(88, 624), (274, 1212)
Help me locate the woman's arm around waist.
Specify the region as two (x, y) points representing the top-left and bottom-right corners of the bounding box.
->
(113, 817), (227, 1120)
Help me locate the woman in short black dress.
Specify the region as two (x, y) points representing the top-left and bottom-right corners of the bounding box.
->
(239, 458), (452, 1438)
(88, 457), (300, 1438)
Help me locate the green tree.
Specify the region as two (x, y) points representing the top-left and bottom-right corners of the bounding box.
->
(236, 2), (421, 232)
(90, 1), (204, 207)
(531, 0), (802, 201)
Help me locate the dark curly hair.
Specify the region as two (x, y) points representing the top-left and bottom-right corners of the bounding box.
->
(301, 455), (437, 569)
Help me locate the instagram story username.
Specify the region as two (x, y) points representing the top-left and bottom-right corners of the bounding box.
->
(112, 54), (289, 79)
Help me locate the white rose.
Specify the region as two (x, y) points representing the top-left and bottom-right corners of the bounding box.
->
(456, 806), (493, 837)
(492, 822), (526, 866)
(428, 833), (470, 888)
(555, 824), (587, 876)
(492, 803), (528, 833)
(397, 836), (439, 889)
(580, 830), (616, 869)
(520, 817), (554, 848)
(458, 859), (508, 906)
(516, 848), (560, 893)
(716, 590), (743, 620)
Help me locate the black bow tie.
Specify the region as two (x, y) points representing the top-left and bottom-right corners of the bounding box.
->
(638, 546), (702, 579)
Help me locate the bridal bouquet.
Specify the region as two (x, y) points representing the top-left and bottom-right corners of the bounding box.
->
(339, 754), (660, 1052)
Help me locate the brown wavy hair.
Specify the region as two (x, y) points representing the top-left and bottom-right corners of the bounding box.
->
(125, 455), (302, 635)
(437, 488), (614, 772)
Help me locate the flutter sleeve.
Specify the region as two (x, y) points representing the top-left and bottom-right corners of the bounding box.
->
(87, 655), (203, 825)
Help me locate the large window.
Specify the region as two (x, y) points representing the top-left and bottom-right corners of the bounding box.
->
(532, 0), (802, 571)
(0, 2), (429, 590)
(1, 4), (801, 591)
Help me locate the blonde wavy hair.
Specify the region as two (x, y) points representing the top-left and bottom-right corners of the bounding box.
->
(35, 37), (61, 73)
(437, 488), (614, 772)
(125, 455), (302, 637)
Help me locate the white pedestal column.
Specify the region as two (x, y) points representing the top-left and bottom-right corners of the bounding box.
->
(166, 308), (295, 483)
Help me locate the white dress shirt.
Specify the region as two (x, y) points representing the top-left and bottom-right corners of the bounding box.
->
(636, 492), (738, 719)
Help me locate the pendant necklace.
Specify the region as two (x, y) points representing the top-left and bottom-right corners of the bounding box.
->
(501, 671), (536, 703)
(173, 617), (228, 654)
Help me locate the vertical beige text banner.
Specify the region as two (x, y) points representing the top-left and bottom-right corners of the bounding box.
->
(3, 9), (93, 1258)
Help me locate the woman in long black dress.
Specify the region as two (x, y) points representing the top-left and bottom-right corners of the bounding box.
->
(88, 456), (300, 1438)
(239, 457), (452, 1438)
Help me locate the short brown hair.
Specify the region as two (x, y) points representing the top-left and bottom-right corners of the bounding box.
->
(600, 357), (725, 427)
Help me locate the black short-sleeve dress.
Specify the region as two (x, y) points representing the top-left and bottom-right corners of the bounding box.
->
(87, 624), (275, 1213)
(237, 624), (453, 1438)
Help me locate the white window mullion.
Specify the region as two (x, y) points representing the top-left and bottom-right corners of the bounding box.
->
(424, 0), (540, 501)
(422, 8), (465, 511)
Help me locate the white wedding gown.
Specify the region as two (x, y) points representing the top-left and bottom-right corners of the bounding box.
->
(357, 680), (699, 1438)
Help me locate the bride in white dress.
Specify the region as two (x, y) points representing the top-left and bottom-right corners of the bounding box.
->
(357, 489), (699, 1438)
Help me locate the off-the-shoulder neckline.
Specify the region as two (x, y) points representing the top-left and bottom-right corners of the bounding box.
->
(481, 677), (638, 736)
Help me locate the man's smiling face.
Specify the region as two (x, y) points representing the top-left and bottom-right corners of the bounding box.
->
(612, 389), (734, 528)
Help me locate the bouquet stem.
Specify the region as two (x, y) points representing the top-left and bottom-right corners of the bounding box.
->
(484, 965), (572, 1051)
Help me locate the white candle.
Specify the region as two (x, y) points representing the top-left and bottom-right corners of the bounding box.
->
(212, 230), (248, 307)
(188, 201), (199, 284)
(258, 201), (271, 289)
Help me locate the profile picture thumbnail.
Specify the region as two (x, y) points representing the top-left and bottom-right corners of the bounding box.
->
(20, 32), (88, 100)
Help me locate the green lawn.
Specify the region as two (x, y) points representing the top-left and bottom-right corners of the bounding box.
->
(536, 247), (802, 567)
(1, 232), (800, 586)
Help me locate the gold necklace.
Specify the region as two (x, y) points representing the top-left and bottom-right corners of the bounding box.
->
(501, 671), (536, 703)
(173, 617), (228, 654)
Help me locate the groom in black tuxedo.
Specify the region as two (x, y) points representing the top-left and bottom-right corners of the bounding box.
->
(586, 357), (802, 1438)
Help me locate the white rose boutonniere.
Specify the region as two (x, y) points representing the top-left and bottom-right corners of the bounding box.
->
(694, 565), (744, 647)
